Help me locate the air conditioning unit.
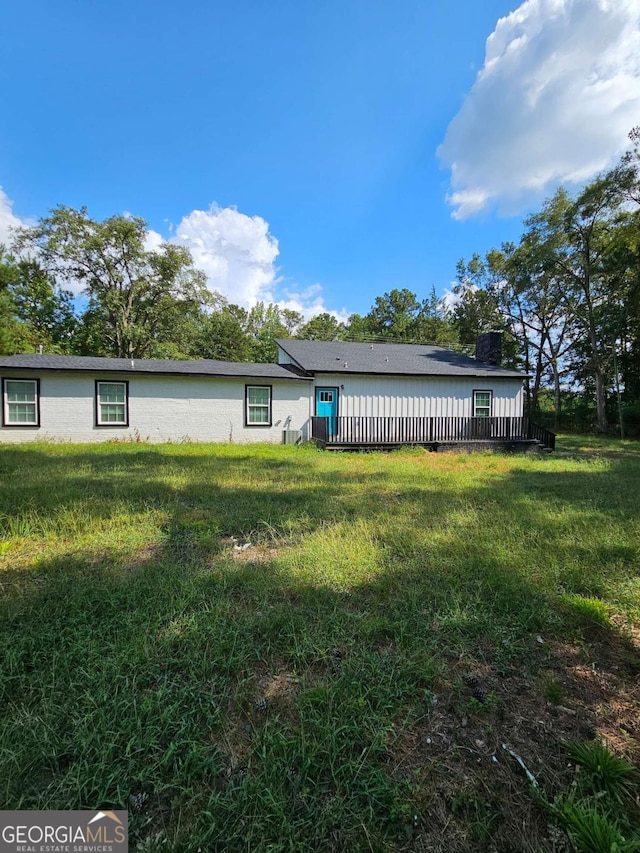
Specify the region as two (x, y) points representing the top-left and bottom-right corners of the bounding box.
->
(282, 429), (302, 445)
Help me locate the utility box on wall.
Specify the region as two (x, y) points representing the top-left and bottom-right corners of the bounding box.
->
(282, 429), (302, 445)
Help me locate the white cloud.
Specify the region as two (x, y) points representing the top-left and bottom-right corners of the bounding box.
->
(170, 203), (341, 318)
(143, 228), (164, 254)
(438, 0), (640, 219)
(274, 283), (350, 324)
(171, 204), (280, 307)
(440, 286), (462, 313)
(0, 188), (340, 318)
(0, 186), (29, 249)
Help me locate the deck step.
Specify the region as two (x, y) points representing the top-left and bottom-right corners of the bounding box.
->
(324, 439), (542, 453)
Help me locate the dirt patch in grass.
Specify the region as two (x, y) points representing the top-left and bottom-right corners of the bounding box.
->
(550, 633), (640, 759)
(219, 536), (280, 563)
(257, 671), (301, 705)
(381, 632), (639, 852)
(232, 543), (278, 563)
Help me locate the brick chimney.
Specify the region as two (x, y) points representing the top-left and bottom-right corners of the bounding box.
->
(475, 331), (502, 366)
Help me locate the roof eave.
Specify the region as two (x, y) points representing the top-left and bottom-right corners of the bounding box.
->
(308, 368), (525, 379)
(0, 363), (312, 381)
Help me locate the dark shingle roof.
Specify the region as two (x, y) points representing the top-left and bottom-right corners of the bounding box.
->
(0, 354), (311, 380)
(276, 339), (524, 378)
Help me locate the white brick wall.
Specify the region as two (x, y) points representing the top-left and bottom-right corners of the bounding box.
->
(0, 371), (312, 443)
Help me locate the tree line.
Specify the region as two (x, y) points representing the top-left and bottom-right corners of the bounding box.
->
(1, 130), (639, 434)
(451, 129), (640, 435)
(0, 206), (457, 362)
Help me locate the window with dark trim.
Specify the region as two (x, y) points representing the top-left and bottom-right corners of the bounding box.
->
(473, 390), (492, 418)
(96, 381), (129, 426)
(245, 385), (271, 426)
(2, 378), (40, 426)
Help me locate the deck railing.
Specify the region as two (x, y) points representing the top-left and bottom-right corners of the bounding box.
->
(525, 419), (556, 450)
(310, 416), (555, 449)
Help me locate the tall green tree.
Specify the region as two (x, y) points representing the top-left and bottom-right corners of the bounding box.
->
(246, 302), (296, 362)
(298, 312), (346, 341)
(0, 247), (77, 354)
(343, 312), (370, 341)
(280, 308), (304, 337)
(501, 161), (638, 431)
(357, 287), (455, 344)
(529, 182), (627, 432)
(196, 303), (253, 362)
(495, 238), (576, 422)
(451, 254), (520, 368)
(15, 206), (209, 359)
(0, 247), (22, 354)
(449, 132), (640, 432)
(364, 288), (422, 340)
(412, 287), (458, 346)
(606, 131), (640, 421)
(11, 257), (77, 352)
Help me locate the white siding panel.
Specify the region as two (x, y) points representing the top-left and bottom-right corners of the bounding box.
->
(0, 372), (311, 443)
(313, 374), (524, 418)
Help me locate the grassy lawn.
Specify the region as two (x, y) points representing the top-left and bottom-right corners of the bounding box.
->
(0, 438), (638, 851)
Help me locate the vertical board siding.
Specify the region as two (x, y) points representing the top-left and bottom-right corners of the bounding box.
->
(313, 374), (524, 418)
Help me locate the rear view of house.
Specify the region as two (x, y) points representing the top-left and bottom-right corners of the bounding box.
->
(0, 335), (555, 449)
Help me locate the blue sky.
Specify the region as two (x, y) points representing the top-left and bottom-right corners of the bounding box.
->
(1, 0), (638, 318)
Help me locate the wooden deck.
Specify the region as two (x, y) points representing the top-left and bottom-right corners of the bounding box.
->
(310, 416), (556, 451)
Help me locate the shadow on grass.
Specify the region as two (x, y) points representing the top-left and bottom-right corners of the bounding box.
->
(1, 441), (638, 536)
(0, 444), (639, 851)
(556, 433), (640, 458)
(0, 446), (412, 548)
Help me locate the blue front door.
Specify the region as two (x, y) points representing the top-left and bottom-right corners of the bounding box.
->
(316, 387), (338, 436)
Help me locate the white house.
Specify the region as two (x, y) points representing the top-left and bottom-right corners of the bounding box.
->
(275, 336), (525, 420)
(0, 357), (312, 444)
(0, 336), (549, 448)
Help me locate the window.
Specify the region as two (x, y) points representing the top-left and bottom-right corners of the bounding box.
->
(2, 379), (40, 426)
(319, 391), (334, 403)
(96, 381), (128, 426)
(246, 385), (271, 426)
(473, 390), (492, 418)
